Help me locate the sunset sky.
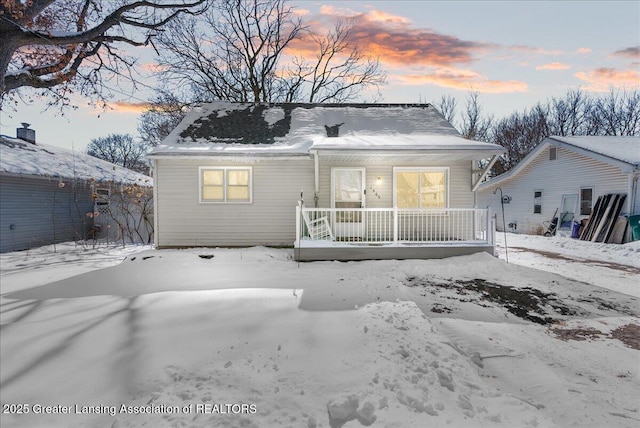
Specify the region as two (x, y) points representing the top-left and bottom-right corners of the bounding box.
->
(1, 0), (638, 151)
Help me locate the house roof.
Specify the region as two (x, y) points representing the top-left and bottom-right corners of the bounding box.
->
(550, 136), (640, 166)
(149, 102), (504, 158)
(478, 135), (640, 190)
(0, 135), (153, 185)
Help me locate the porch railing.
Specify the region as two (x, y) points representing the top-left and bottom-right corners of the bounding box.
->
(296, 206), (494, 245)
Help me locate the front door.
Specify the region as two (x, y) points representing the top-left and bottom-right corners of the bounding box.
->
(332, 168), (365, 239)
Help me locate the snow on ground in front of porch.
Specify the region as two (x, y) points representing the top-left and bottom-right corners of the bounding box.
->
(1, 235), (638, 428)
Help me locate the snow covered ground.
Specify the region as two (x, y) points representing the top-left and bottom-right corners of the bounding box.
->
(0, 234), (638, 428)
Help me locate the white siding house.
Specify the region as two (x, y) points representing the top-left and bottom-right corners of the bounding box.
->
(149, 103), (505, 260)
(477, 136), (640, 236)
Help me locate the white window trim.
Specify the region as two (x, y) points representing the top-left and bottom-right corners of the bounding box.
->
(199, 166), (253, 204)
(549, 147), (557, 161)
(392, 167), (450, 208)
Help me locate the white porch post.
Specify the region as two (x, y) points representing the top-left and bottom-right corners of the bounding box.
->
(393, 206), (399, 243)
(488, 206), (494, 245)
(312, 150), (319, 206)
(295, 203), (301, 244)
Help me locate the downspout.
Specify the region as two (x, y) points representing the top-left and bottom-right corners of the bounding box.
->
(312, 150), (320, 207)
(151, 158), (159, 248)
(628, 172), (639, 216)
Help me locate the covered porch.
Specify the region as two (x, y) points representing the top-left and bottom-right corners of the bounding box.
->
(294, 206), (496, 261)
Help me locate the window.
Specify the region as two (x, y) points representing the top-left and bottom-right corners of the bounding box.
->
(94, 188), (110, 206)
(533, 190), (543, 214)
(549, 147), (557, 161)
(394, 168), (448, 208)
(580, 188), (593, 215)
(200, 167), (252, 203)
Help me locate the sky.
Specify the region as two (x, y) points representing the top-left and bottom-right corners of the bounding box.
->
(1, 0), (638, 151)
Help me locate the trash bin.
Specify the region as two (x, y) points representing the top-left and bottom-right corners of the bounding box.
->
(629, 215), (640, 241)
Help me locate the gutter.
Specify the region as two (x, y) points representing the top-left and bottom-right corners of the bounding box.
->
(311, 150), (320, 202)
(151, 158), (159, 249)
(628, 171), (639, 216)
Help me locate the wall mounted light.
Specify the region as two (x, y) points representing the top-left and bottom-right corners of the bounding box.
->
(376, 176), (383, 185)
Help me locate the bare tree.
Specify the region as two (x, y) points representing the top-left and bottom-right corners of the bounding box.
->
(282, 19), (386, 103)
(156, 0), (303, 103)
(460, 91), (493, 141)
(488, 88), (639, 176)
(435, 94), (457, 123)
(547, 89), (592, 136)
(87, 134), (150, 174)
(594, 89), (640, 136)
(154, 0), (386, 104)
(0, 0), (208, 108)
(138, 91), (188, 146)
(491, 104), (549, 175)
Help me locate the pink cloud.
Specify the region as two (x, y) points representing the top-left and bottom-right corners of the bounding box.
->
(510, 45), (564, 56)
(108, 101), (153, 114)
(289, 9), (493, 68)
(577, 47), (592, 54)
(395, 68), (527, 93)
(574, 67), (640, 92)
(536, 62), (571, 71)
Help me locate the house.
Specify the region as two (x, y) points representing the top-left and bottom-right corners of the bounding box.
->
(477, 136), (640, 237)
(148, 103), (505, 261)
(0, 125), (153, 253)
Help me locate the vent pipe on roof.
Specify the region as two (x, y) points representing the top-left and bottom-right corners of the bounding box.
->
(17, 123), (36, 144)
(325, 123), (344, 138)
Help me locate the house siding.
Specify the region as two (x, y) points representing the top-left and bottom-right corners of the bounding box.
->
(155, 157), (475, 247)
(316, 159), (474, 209)
(477, 146), (634, 235)
(155, 158), (315, 247)
(0, 175), (94, 252)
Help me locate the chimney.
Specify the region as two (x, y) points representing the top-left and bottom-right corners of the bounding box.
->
(17, 122), (36, 144)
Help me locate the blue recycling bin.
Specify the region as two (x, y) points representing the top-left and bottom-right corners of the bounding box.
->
(571, 222), (581, 239)
(629, 215), (640, 241)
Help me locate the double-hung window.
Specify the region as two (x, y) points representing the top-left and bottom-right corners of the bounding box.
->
(580, 187), (593, 215)
(394, 167), (449, 208)
(200, 167), (252, 203)
(533, 190), (543, 214)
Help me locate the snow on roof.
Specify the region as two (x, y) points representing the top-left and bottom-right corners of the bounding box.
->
(550, 136), (640, 166)
(478, 135), (639, 190)
(150, 102), (502, 157)
(0, 136), (153, 185)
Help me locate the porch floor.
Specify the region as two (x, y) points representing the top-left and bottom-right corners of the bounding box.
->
(293, 239), (495, 261)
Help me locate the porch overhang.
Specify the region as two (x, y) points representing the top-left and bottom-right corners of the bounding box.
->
(309, 149), (502, 163)
(309, 134), (505, 163)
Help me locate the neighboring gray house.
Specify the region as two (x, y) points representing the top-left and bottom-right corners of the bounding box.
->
(0, 126), (152, 253)
(148, 103), (505, 261)
(477, 136), (640, 236)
